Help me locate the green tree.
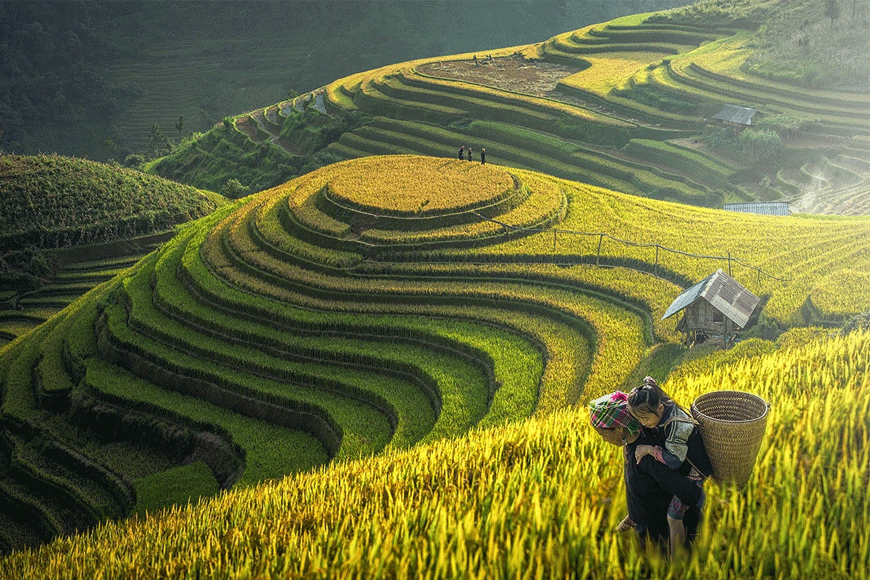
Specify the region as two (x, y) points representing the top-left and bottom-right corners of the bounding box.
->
(739, 128), (783, 162)
(221, 178), (250, 200)
(149, 124), (166, 156)
(124, 153), (146, 168)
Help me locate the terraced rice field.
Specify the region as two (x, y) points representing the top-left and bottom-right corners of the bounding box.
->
(5, 4), (870, 575)
(236, 13), (865, 215)
(305, 14), (746, 206)
(0, 247), (157, 364)
(151, 10), (870, 216)
(4, 155), (870, 554)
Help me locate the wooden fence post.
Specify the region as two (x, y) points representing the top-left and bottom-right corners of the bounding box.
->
(596, 234), (603, 267)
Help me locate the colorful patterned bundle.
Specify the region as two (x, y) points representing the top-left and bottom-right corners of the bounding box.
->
(589, 391), (642, 435)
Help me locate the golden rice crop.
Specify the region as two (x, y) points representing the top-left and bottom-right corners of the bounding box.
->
(326, 156), (514, 215)
(809, 270), (870, 319)
(559, 51), (674, 97)
(402, 68), (631, 129)
(470, 170), (870, 326)
(216, 205), (648, 408)
(4, 328), (869, 579)
(374, 261), (682, 343)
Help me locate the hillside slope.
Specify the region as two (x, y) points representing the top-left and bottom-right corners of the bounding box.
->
(152, 1), (870, 216)
(0, 0), (694, 160)
(2, 154), (870, 555)
(2, 322), (868, 579)
(0, 154), (219, 250)
(0, 153), (224, 346)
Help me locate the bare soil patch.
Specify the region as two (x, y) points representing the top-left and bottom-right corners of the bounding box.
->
(234, 117), (266, 143)
(416, 56), (590, 107)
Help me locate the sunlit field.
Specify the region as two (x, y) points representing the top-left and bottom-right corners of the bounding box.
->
(3, 0), (870, 575)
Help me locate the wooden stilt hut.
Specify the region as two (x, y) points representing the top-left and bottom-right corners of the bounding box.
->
(662, 269), (760, 347)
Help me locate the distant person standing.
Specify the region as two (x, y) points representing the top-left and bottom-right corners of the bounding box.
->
(481, 148), (486, 164)
(467, 147), (473, 162)
(458, 145), (465, 160)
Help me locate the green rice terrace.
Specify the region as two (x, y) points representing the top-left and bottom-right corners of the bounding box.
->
(0, 153), (225, 347)
(3, 0), (870, 576)
(3, 151), (870, 559)
(153, 4), (870, 217)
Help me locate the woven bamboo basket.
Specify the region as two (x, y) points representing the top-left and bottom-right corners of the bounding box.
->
(691, 390), (769, 489)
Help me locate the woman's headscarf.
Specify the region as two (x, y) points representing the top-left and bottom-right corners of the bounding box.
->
(589, 391), (642, 438)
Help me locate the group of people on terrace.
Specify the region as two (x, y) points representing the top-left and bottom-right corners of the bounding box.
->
(458, 145), (485, 164)
(590, 376), (712, 558)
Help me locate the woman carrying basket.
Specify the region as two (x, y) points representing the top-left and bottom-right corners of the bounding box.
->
(589, 390), (703, 549)
(627, 377), (713, 557)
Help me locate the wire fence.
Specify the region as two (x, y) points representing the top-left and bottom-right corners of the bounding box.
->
(474, 213), (791, 284)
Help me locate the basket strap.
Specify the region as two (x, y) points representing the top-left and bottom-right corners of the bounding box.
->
(660, 415), (699, 428)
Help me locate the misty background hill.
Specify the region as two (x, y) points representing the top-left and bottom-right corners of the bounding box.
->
(0, 0), (694, 162)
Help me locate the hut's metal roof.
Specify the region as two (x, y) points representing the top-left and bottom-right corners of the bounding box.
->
(662, 269), (760, 328)
(712, 105), (761, 126)
(723, 202), (791, 216)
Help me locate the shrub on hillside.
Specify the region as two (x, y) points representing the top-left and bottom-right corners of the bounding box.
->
(221, 179), (250, 200)
(612, 85), (698, 115)
(752, 112), (812, 139)
(700, 126), (738, 151)
(739, 128), (783, 162)
(123, 153), (146, 169)
(555, 118), (630, 147)
(842, 307), (870, 335)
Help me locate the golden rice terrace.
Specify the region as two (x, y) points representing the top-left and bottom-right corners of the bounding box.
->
(325, 157), (514, 214)
(3, 154), (870, 555)
(5, 1), (870, 571)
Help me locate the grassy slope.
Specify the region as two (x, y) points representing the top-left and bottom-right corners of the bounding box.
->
(2, 156), (870, 576)
(0, 153), (222, 250)
(3, 1), (870, 575)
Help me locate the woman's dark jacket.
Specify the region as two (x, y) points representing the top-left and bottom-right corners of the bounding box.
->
(624, 432), (702, 542)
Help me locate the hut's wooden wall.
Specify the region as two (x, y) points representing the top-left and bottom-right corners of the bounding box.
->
(683, 300), (738, 334)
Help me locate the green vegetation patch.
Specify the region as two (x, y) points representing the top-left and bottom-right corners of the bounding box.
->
(0, 154), (217, 251)
(131, 461), (219, 518)
(151, 109), (370, 194)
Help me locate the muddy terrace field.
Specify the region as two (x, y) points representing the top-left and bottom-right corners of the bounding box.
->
(417, 56), (589, 106)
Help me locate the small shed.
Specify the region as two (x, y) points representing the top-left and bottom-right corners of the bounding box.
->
(723, 202), (792, 216)
(662, 269), (760, 347)
(712, 105), (762, 129)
